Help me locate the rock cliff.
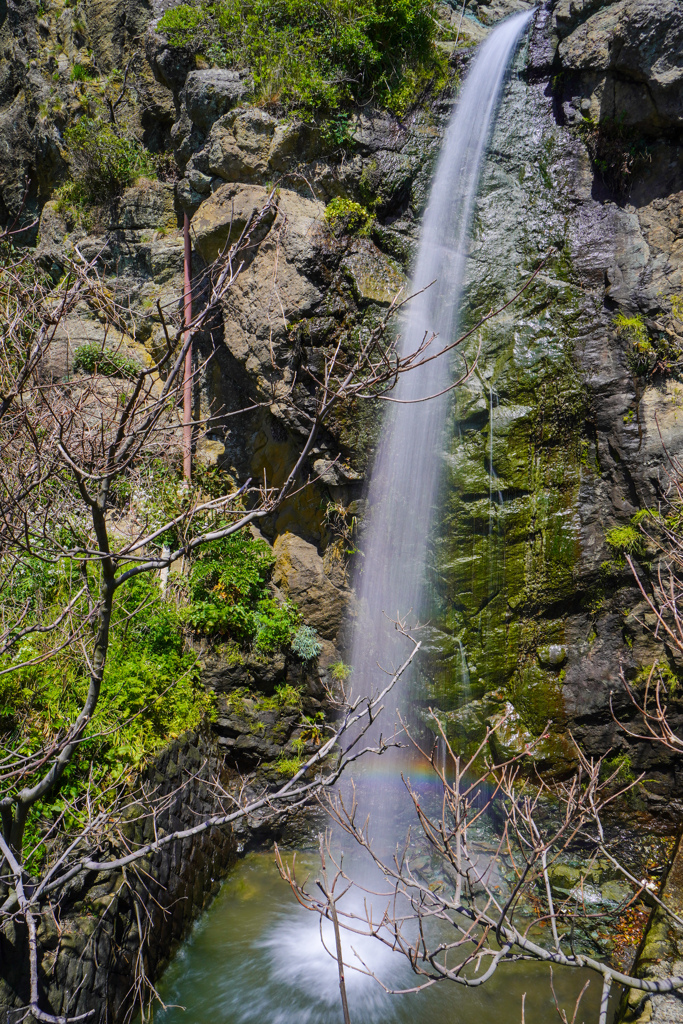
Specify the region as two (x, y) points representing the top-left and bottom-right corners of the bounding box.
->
(1, 0), (683, 865)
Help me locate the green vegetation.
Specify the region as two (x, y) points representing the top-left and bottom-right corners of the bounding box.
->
(631, 508), (659, 527)
(2, 517), (322, 864)
(274, 754), (305, 776)
(325, 196), (373, 235)
(225, 682), (304, 715)
(157, 0), (447, 115)
(319, 112), (356, 149)
(614, 311), (683, 376)
(299, 711), (325, 745)
(614, 312), (654, 374)
(1, 572), (212, 868)
(186, 530), (301, 653)
(605, 525), (645, 558)
(291, 625), (322, 661)
(70, 62), (98, 82)
(72, 342), (142, 379)
(601, 752), (635, 784)
(330, 659), (352, 683)
(57, 116), (158, 208)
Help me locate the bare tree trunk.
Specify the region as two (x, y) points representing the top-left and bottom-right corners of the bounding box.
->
(320, 845), (352, 1024)
(330, 896), (352, 1024)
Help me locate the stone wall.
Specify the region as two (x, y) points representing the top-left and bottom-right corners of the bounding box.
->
(0, 727), (237, 1024)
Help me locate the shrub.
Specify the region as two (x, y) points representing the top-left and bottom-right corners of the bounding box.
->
(186, 530), (301, 651)
(291, 624), (322, 661)
(62, 116), (157, 206)
(330, 659), (351, 682)
(1, 572), (212, 861)
(70, 62), (97, 82)
(157, 0), (446, 115)
(72, 342), (141, 379)
(325, 196), (372, 235)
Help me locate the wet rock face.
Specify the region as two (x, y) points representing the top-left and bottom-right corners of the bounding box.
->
(413, 0), (683, 809)
(553, 0), (683, 134)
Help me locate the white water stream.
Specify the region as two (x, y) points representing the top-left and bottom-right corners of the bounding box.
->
(347, 10), (534, 845)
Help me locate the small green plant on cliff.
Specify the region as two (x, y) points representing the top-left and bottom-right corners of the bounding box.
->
(600, 752), (635, 785)
(319, 112), (356, 149)
(300, 710), (325, 744)
(157, 0), (446, 115)
(613, 312), (655, 375)
(60, 116), (157, 206)
(70, 62), (97, 82)
(72, 342), (142, 380)
(186, 530), (301, 652)
(225, 682), (304, 716)
(325, 196), (373, 236)
(633, 662), (681, 697)
(631, 508), (660, 527)
(614, 311), (682, 377)
(291, 625), (322, 661)
(330, 659), (352, 683)
(605, 524), (645, 559)
(274, 753), (304, 777)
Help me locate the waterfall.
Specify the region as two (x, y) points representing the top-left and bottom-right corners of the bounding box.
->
(348, 11), (534, 841)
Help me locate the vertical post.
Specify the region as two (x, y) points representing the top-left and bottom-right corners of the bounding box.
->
(183, 211), (193, 482)
(320, 837), (351, 1024)
(329, 893), (352, 1024)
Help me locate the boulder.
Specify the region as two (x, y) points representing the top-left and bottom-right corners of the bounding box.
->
(341, 242), (406, 306)
(558, 0), (683, 133)
(184, 70), (252, 133)
(204, 108), (278, 183)
(192, 185), (324, 394)
(190, 182), (277, 264)
(273, 532), (349, 640)
(146, 29), (196, 93)
(474, 0), (533, 25)
(537, 644), (567, 667)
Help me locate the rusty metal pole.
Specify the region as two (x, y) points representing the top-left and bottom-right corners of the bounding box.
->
(182, 211), (193, 481)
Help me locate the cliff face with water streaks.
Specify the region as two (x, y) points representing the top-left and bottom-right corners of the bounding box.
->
(418, 0), (683, 817)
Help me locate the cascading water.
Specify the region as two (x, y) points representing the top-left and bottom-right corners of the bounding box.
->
(347, 10), (534, 848)
(156, 14), (604, 1024)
